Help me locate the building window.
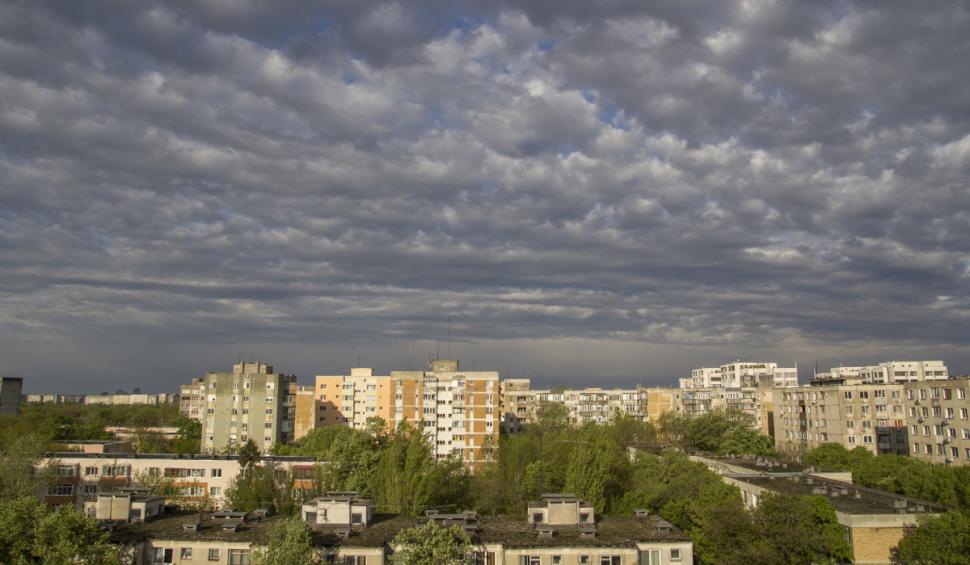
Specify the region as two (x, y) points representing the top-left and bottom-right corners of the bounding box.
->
(600, 557), (622, 565)
(180, 548), (193, 559)
(84, 466), (98, 476)
(210, 487), (222, 496)
(519, 558), (540, 565)
(46, 485), (75, 496)
(211, 468), (222, 478)
(208, 548), (220, 561)
(671, 548), (683, 561)
(228, 549), (251, 565)
(152, 548), (174, 564)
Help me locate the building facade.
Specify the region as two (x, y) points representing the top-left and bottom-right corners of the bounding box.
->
(313, 368), (394, 431)
(774, 383), (909, 456)
(813, 360), (949, 385)
(903, 378), (970, 466)
(179, 378), (206, 421)
(200, 362), (297, 454)
(680, 361), (798, 389)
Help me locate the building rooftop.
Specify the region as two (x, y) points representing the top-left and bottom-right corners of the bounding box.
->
(111, 512), (690, 548)
(734, 475), (948, 515)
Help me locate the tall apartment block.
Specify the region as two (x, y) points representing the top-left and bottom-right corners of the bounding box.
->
(0, 376), (23, 415)
(391, 360), (500, 467)
(904, 378), (970, 465)
(774, 382), (909, 456)
(200, 362), (297, 454)
(313, 368), (394, 430)
(179, 378), (206, 421)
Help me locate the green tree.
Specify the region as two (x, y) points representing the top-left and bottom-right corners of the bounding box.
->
(253, 516), (319, 565)
(239, 439), (261, 473)
(392, 522), (472, 565)
(751, 494), (852, 564)
(172, 419), (202, 454)
(718, 426), (775, 457)
(0, 495), (121, 564)
(896, 511), (970, 564)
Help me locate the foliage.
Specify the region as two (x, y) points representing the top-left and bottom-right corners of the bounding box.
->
(0, 495), (121, 564)
(750, 494), (852, 564)
(239, 439), (261, 472)
(0, 433), (52, 502)
(226, 462), (308, 514)
(896, 511), (970, 564)
(253, 516), (319, 565)
(718, 425), (775, 457)
(392, 522), (473, 565)
(804, 443), (970, 510)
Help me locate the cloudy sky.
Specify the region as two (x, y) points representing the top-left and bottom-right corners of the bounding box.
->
(1, 0), (969, 392)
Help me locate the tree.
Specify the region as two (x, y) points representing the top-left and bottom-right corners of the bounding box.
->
(718, 426), (775, 457)
(895, 511), (970, 564)
(750, 494), (852, 564)
(0, 495), (121, 564)
(253, 516), (319, 565)
(392, 522), (472, 565)
(239, 439), (261, 473)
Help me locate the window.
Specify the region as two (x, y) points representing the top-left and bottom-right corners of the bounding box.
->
(553, 557), (562, 565)
(84, 466), (98, 476)
(600, 557), (621, 565)
(211, 468), (222, 478)
(228, 549), (251, 565)
(208, 548), (220, 561)
(47, 485), (75, 496)
(532, 513), (543, 523)
(210, 487), (222, 496)
(181, 548), (193, 559)
(56, 466), (76, 476)
(580, 557), (591, 565)
(152, 548), (174, 564)
(671, 548), (683, 561)
(519, 558), (541, 565)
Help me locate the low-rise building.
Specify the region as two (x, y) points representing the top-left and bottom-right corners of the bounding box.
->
(85, 393), (177, 406)
(41, 453), (319, 510)
(692, 454), (946, 565)
(112, 493), (693, 565)
(85, 491), (166, 523)
(903, 378), (970, 466)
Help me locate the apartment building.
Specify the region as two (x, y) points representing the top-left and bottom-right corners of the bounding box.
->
(313, 368), (394, 431)
(813, 360), (949, 385)
(179, 378), (206, 421)
(0, 376), (23, 415)
(200, 362), (297, 454)
(678, 381), (776, 437)
(24, 393), (85, 404)
(646, 387), (682, 422)
(903, 378), (970, 466)
(391, 360), (501, 467)
(115, 492), (693, 565)
(774, 383), (908, 456)
(84, 393), (178, 406)
(499, 378), (533, 432)
(680, 361), (798, 389)
(531, 387), (650, 425)
(293, 386), (318, 441)
(41, 453), (318, 510)
(693, 454), (945, 565)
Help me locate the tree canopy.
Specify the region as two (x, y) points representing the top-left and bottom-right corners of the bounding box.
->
(392, 522), (472, 565)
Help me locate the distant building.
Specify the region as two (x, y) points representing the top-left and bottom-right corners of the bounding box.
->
(200, 362), (297, 454)
(774, 383), (909, 456)
(0, 376), (23, 415)
(179, 378), (207, 421)
(812, 360), (949, 385)
(904, 378), (970, 466)
(680, 361), (798, 389)
(83, 393), (177, 406)
(293, 385), (318, 441)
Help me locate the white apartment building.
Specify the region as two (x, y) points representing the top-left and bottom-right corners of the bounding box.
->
(531, 387), (649, 425)
(814, 361), (949, 385)
(680, 361), (798, 389)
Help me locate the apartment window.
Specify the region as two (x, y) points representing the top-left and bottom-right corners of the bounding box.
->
(600, 557), (622, 565)
(671, 548), (683, 561)
(913, 443), (920, 454)
(228, 549), (251, 565)
(84, 466), (98, 476)
(962, 409), (969, 420)
(47, 485), (74, 496)
(863, 435), (873, 444)
(580, 557), (591, 565)
(265, 409), (273, 414)
(553, 557), (562, 564)
(265, 423), (273, 429)
(959, 389), (967, 400)
(56, 466), (75, 477)
(152, 548), (174, 564)
(208, 549), (220, 561)
(519, 558), (541, 565)
(952, 447), (960, 459)
(210, 487), (222, 496)
(964, 429), (970, 440)
(83, 485), (97, 495)
(211, 468), (222, 478)
(181, 548), (193, 560)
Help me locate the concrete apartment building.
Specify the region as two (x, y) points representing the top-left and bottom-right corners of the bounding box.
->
(499, 378), (533, 432)
(84, 393), (177, 406)
(391, 360), (501, 467)
(179, 378), (206, 421)
(813, 360), (949, 385)
(0, 376), (23, 415)
(200, 362), (297, 454)
(904, 378), (970, 466)
(774, 383), (909, 456)
(498, 379), (651, 431)
(679, 361), (798, 389)
(42, 452), (318, 510)
(692, 454), (945, 565)
(113, 491), (693, 565)
(645, 387), (682, 422)
(313, 367), (394, 431)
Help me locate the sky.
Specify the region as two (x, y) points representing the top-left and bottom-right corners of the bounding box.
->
(1, 0), (969, 393)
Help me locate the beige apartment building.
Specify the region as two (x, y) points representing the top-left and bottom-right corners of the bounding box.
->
(41, 452), (318, 509)
(646, 387), (682, 422)
(200, 362), (297, 454)
(774, 383), (909, 456)
(904, 378), (970, 466)
(391, 360), (500, 467)
(499, 378), (533, 432)
(313, 368), (394, 431)
(179, 378), (206, 421)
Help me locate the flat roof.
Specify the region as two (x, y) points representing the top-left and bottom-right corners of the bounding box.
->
(112, 513), (691, 548)
(733, 475), (948, 515)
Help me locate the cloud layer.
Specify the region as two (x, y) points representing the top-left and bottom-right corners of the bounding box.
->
(1, 0), (969, 390)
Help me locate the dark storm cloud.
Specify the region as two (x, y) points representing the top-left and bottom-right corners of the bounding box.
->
(1, 0), (969, 390)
